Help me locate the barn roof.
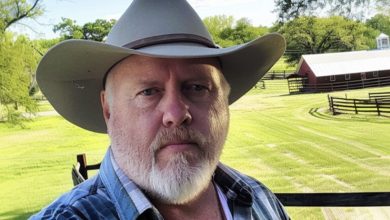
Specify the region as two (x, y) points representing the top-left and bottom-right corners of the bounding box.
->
(297, 49), (390, 77)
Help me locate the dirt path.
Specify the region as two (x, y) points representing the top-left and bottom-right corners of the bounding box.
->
(36, 111), (59, 117)
(22, 111), (59, 118)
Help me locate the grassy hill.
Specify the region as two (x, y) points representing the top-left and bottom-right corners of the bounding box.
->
(0, 80), (389, 219)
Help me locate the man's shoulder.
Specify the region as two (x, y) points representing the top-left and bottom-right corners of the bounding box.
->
(29, 175), (118, 219)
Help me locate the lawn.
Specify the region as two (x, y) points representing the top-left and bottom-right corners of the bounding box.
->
(269, 56), (296, 73)
(0, 80), (389, 219)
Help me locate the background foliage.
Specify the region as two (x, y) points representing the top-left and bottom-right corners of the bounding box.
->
(274, 0), (375, 22)
(0, 0), (43, 32)
(0, 32), (39, 123)
(53, 18), (115, 41)
(278, 16), (379, 64)
(366, 14), (390, 37)
(203, 16), (269, 47)
(0, 0), (44, 123)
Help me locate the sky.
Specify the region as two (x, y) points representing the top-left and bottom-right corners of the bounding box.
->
(9, 0), (278, 39)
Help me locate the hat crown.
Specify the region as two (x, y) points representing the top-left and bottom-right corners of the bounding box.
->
(106, 0), (215, 48)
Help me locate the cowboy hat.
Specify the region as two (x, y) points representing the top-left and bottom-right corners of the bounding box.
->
(37, 0), (286, 133)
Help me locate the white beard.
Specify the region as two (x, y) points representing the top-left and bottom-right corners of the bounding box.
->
(110, 125), (224, 204)
(148, 150), (218, 204)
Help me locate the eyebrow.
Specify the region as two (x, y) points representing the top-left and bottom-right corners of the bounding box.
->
(132, 79), (162, 88)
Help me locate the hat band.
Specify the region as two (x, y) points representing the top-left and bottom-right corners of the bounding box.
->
(123, 34), (217, 49)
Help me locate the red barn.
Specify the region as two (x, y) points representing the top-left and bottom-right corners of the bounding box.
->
(288, 50), (390, 93)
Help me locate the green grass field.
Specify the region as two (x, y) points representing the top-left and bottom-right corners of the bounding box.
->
(1, 81), (389, 219)
(269, 57), (296, 72)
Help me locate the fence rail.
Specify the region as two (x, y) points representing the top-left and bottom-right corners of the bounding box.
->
(275, 192), (390, 207)
(263, 70), (293, 80)
(73, 154), (390, 207)
(328, 95), (390, 116)
(288, 76), (390, 94)
(369, 91), (390, 102)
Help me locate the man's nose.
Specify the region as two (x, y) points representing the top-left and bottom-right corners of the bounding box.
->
(160, 91), (192, 127)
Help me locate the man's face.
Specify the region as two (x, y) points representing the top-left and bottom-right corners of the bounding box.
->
(101, 55), (230, 204)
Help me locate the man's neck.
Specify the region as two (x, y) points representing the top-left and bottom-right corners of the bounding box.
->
(151, 182), (225, 220)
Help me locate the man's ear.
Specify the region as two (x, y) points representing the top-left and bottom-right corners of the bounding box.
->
(100, 90), (111, 124)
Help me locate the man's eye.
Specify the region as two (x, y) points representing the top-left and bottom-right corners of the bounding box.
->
(138, 88), (159, 96)
(183, 84), (211, 101)
(186, 84), (208, 92)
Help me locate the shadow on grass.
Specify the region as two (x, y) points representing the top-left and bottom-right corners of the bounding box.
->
(308, 108), (390, 124)
(0, 209), (37, 220)
(278, 93), (304, 97)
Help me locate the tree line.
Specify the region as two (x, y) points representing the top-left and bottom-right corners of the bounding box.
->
(1, 0), (390, 124)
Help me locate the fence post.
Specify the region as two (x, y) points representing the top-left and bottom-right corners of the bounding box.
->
(328, 95), (335, 115)
(375, 99), (381, 116)
(354, 99), (358, 114)
(77, 154), (88, 179)
(287, 79), (291, 93)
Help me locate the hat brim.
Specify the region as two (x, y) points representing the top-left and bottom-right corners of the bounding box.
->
(37, 33), (285, 133)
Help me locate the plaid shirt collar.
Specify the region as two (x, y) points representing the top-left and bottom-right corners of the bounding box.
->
(99, 148), (162, 219)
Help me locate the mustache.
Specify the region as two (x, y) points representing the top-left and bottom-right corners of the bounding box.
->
(151, 127), (207, 152)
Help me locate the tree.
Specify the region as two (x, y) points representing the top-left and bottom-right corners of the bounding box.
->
(274, 0), (325, 22)
(0, 0), (43, 32)
(219, 18), (269, 46)
(52, 18), (83, 40)
(274, 0), (373, 22)
(278, 16), (377, 64)
(0, 0), (44, 124)
(0, 33), (39, 124)
(375, 0), (390, 15)
(82, 19), (115, 41)
(53, 18), (116, 41)
(366, 14), (390, 36)
(326, 0), (373, 20)
(203, 16), (269, 47)
(203, 15), (234, 45)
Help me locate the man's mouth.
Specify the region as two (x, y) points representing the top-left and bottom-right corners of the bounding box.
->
(159, 141), (198, 154)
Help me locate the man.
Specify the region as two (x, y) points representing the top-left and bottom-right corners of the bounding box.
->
(31, 0), (289, 219)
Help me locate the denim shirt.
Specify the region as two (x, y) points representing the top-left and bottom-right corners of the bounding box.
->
(30, 149), (289, 220)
